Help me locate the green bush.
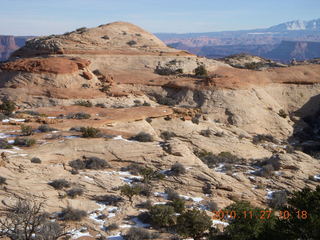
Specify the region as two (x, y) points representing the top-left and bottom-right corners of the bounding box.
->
(38, 124), (57, 132)
(59, 207), (87, 221)
(278, 109), (287, 118)
(93, 194), (123, 206)
(0, 139), (13, 149)
(48, 179), (71, 190)
(20, 125), (34, 136)
(80, 127), (101, 138)
(194, 65), (208, 77)
(176, 209), (212, 240)
(167, 198), (185, 213)
(31, 157), (41, 164)
(66, 112), (91, 119)
(0, 176), (7, 185)
(69, 156), (110, 170)
(129, 132), (153, 142)
(127, 40), (137, 46)
(13, 137), (36, 147)
(165, 188), (180, 201)
(125, 227), (158, 240)
(0, 98), (16, 116)
(66, 188), (84, 199)
(119, 184), (142, 203)
(149, 205), (176, 228)
(170, 162), (186, 176)
(74, 100), (92, 107)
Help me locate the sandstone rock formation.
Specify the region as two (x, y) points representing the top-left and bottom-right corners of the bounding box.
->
(0, 21), (320, 239)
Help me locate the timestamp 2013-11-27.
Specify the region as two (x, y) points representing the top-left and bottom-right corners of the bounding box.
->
(212, 210), (308, 220)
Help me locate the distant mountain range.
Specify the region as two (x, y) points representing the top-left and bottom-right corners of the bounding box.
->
(1, 19), (320, 63)
(155, 18), (320, 63)
(0, 35), (30, 61)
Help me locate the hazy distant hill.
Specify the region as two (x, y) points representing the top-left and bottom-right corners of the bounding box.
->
(156, 18), (320, 62)
(0, 35), (31, 61)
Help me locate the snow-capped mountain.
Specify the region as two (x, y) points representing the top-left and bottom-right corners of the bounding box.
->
(268, 19), (320, 31)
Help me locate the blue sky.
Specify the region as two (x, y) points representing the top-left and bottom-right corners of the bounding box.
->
(0, 0), (319, 35)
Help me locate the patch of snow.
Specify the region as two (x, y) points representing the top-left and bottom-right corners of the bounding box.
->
(52, 131), (59, 133)
(180, 195), (203, 203)
(2, 118), (25, 123)
(131, 217), (151, 228)
(17, 154), (28, 157)
(119, 224), (132, 228)
(154, 202), (167, 205)
(84, 176), (94, 181)
(154, 192), (168, 199)
(314, 175), (320, 181)
(214, 164), (225, 172)
(70, 228), (91, 239)
(12, 146), (21, 150)
(266, 190), (275, 199)
(0, 150), (17, 154)
(7, 140), (14, 144)
(89, 211), (105, 228)
(113, 135), (131, 142)
(47, 116), (57, 119)
(212, 219), (229, 226)
(0, 133), (18, 138)
(107, 233), (125, 240)
(64, 135), (80, 139)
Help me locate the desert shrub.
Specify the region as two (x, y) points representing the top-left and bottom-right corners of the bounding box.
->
(202, 182), (213, 194)
(48, 179), (71, 190)
(135, 183), (153, 197)
(80, 127), (101, 138)
(200, 129), (212, 137)
(20, 125), (34, 136)
(0, 176), (7, 185)
(204, 200), (218, 211)
(170, 162), (186, 176)
(0, 98), (16, 116)
(143, 101), (151, 106)
(278, 109), (287, 118)
(127, 40), (137, 46)
(76, 27), (87, 32)
(252, 134), (278, 144)
(160, 131), (176, 140)
(154, 66), (183, 75)
(66, 188), (84, 199)
(119, 184), (142, 203)
(194, 65), (208, 77)
(195, 150), (243, 168)
(268, 191), (287, 209)
(165, 188), (180, 201)
(16, 110), (41, 116)
(0, 199), (66, 240)
(176, 209), (212, 240)
(244, 62), (265, 70)
(129, 132), (153, 142)
(0, 139), (13, 149)
(121, 163), (143, 175)
(95, 103), (106, 108)
(167, 198), (185, 213)
(149, 205), (176, 228)
(74, 100), (93, 107)
(154, 95), (176, 106)
(59, 207), (87, 221)
(0, 113), (6, 120)
(66, 112), (91, 119)
(256, 164), (275, 177)
(107, 223), (119, 231)
(125, 227), (158, 240)
(139, 167), (165, 183)
(69, 156), (110, 170)
(83, 156), (110, 169)
(137, 200), (153, 209)
(30, 157), (41, 164)
(38, 124), (56, 132)
(93, 194), (124, 205)
(13, 137), (36, 147)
